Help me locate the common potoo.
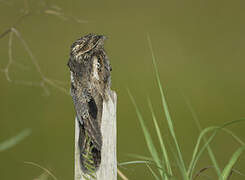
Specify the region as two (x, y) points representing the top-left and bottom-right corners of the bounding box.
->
(67, 33), (111, 172)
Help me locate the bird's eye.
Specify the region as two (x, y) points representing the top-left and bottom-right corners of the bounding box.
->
(97, 62), (100, 68)
(97, 62), (101, 71)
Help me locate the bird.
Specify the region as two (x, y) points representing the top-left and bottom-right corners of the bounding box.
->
(67, 33), (112, 173)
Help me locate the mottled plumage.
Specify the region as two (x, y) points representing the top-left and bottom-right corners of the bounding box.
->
(67, 33), (111, 172)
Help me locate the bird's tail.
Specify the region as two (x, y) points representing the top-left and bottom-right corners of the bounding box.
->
(79, 125), (101, 176)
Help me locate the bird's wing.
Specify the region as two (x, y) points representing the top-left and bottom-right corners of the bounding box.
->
(73, 90), (103, 150)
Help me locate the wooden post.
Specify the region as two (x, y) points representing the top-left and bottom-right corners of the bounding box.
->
(74, 90), (117, 180)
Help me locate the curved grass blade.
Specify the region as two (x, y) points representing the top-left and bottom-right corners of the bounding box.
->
(187, 122), (218, 176)
(220, 145), (245, 180)
(0, 129), (31, 152)
(24, 161), (57, 180)
(146, 163), (160, 180)
(221, 128), (245, 146)
(119, 160), (150, 166)
(181, 93), (221, 177)
(117, 169), (129, 180)
(35, 172), (50, 180)
(181, 95), (245, 178)
(231, 169), (245, 177)
(189, 126), (245, 178)
(189, 119), (245, 178)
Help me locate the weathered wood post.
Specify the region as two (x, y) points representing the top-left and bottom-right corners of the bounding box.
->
(68, 34), (117, 180)
(74, 91), (117, 180)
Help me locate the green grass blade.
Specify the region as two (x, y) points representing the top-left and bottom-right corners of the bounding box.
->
(128, 90), (165, 178)
(0, 129), (31, 152)
(24, 161), (57, 180)
(221, 128), (245, 145)
(146, 163), (161, 180)
(148, 98), (172, 178)
(119, 160), (166, 173)
(147, 34), (187, 179)
(189, 119), (245, 178)
(166, 141), (187, 180)
(119, 161), (150, 166)
(220, 145), (245, 180)
(36, 172), (49, 180)
(188, 125), (245, 177)
(231, 169), (245, 177)
(182, 95), (221, 177)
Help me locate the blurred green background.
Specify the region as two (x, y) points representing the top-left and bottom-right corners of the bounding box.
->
(1, 0), (245, 179)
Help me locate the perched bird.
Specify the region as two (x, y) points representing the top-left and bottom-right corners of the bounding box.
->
(67, 33), (112, 172)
